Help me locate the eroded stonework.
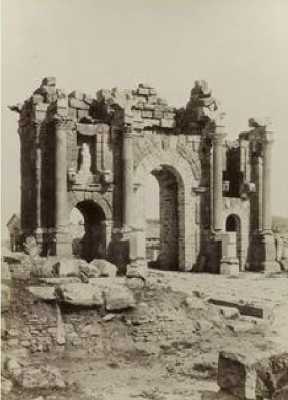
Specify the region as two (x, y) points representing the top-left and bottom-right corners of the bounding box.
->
(11, 78), (280, 272)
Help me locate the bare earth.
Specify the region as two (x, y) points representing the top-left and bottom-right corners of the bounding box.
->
(3, 270), (288, 400)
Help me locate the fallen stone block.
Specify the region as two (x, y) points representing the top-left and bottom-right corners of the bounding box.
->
(218, 351), (288, 400)
(28, 286), (56, 301)
(55, 283), (104, 307)
(15, 365), (66, 389)
(104, 285), (136, 311)
(89, 259), (117, 277)
(208, 298), (274, 321)
(220, 307), (240, 320)
(79, 261), (100, 278)
(1, 377), (13, 395)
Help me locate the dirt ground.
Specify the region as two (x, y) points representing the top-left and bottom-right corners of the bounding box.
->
(3, 270), (288, 400)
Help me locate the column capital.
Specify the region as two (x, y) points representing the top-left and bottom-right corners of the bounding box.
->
(261, 130), (274, 145)
(123, 124), (134, 138)
(54, 115), (74, 131)
(211, 126), (226, 144)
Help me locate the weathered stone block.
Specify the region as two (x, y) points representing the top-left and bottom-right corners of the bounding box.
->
(104, 286), (136, 311)
(28, 286), (56, 301)
(160, 118), (175, 128)
(55, 283), (104, 307)
(218, 351), (288, 400)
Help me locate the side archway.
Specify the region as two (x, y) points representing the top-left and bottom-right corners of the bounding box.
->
(68, 193), (113, 261)
(225, 213), (242, 268)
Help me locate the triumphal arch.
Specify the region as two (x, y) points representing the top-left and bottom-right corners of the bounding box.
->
(11, 77), (279, 273)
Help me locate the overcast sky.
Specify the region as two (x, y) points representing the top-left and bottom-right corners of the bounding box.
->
(2, 0), (288, 237)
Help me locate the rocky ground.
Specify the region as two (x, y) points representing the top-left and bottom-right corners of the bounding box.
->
(2, 255), (288, 400)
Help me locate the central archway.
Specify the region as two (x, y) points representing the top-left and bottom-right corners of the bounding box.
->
(134, 149), (198, 271)
(70, 200), (106, 262)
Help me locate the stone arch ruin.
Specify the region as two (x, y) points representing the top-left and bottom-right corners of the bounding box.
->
(10, 77), (280, 273)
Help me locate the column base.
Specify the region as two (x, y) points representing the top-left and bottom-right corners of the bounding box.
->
(259, 231), (279, 272)
(55, 229), (72, 258)
(220, 257), (240, 276)
(260, 261), (281, 273)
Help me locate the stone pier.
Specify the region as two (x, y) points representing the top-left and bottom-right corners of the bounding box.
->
(259, 130), (279, 272)
(212, 125), (226, 232)
(122, 126), (134, 229)
(54, 118), (72, 257)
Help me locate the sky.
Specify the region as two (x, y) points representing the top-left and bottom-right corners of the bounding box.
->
(2, 0), (288, 237)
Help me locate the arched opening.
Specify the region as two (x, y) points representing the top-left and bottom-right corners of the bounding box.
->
(69, 200), (106, 262)
(225, 214), (241, 267)
(143, 165), (183, 270)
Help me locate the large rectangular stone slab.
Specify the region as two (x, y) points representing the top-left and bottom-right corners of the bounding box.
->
(218, 351), (288, 400)
(208, 298), (274, 320)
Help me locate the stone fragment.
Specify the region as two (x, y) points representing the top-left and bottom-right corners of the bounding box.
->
(218, 351), (288, 400)
(220, 307), (240, 320)
(104, 286), (136, 311)
(89, 259), (117, 277)
(1, 284), (11, 312)
(184, 296), (206, 310)
(54, 259), (80, 277)
(16, 365), (66, 389)
(126, 277), (145, 290)
(1, 377), (13, 395)
(102, 313), (116, 322)
(55, 283), (104, 307)
(80, 261), (101, 278)
(273, 385), (288, 399)
(28, 286), (56, 301)
(80, 322), (100, 337)
(6, 357), (22, 379)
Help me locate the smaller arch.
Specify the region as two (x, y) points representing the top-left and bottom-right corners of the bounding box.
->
(69, 191), (112, 221)
(225, 213), (242, 269)
(226, 214), (240, 232)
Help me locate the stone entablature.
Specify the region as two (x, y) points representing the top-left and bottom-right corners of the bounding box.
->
(10, 77), (279, 273)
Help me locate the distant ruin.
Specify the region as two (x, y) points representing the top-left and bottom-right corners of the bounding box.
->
(11, 77), (280, 273)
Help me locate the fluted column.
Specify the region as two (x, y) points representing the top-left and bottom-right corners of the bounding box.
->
(211, 125), (226, 232)
(54, 118), (72, 256)
(122, 125), (134, 228)
(259, 130), (279, 271)
(34, 121), (42, 235)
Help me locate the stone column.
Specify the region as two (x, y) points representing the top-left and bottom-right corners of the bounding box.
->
(259, 130), (279, 271)
(262, 131), (273, 233)
(54, 118), (72, 256)
(211, 125), (226, 232)
(34, 121), (43, 244)
(122, 125), (134, 228)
